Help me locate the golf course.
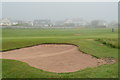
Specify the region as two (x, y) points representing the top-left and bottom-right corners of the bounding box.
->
(0, 28), (119, 78)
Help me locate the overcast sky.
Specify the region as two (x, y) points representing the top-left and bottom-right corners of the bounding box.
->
(1, 2), (118, 22)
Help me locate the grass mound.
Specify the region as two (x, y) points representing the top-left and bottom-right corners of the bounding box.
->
(96, 38), (119, 49)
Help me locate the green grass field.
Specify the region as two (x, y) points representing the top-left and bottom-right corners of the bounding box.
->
(1, 28), (119, 78)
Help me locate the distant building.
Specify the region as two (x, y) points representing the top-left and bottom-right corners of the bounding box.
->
(14, 20), (32, 26)
(0, 18), (12, 26)
(33, 19), (52, 27)
(91, 20), (108, 28)
(12, 21), (18, 25)
(0, 18), (20, 26)
(64, 18), (88, 27)
(108, 21), (118, 28)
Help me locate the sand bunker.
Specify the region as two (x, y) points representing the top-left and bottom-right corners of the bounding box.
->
(1, 44), (116, 73)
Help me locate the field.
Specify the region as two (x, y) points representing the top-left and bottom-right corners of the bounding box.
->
(1, 28), (119, 78)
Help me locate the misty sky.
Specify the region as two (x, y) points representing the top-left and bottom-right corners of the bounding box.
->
(1, 2), (118, 22)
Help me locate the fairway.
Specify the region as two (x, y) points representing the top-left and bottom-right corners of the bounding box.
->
(1, 28), (119, 78)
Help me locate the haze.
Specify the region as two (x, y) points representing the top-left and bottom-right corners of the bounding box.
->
(1, 2), (118, 22)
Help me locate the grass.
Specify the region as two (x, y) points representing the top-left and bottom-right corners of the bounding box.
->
(2, 59), (118, 78)
(1, 28), (119, 78)
(96, 38), (119, 49)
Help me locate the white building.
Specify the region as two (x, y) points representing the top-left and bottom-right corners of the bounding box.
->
(0, 18), (12, 26)
(64, 18), (88, 27)
(33, 19), (52, 27)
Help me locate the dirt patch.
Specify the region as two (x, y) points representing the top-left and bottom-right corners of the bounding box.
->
(74, 34), (81, 36)
(0, 44), (116, 73)
(86, 39), (94, 41)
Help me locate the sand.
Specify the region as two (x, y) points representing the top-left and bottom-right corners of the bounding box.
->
(1, 44), (116, 73)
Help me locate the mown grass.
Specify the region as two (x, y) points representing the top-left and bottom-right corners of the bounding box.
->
(2, 59), (118, 78)
(2, 28), (118, 38)
(1, 28), (119, 78)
